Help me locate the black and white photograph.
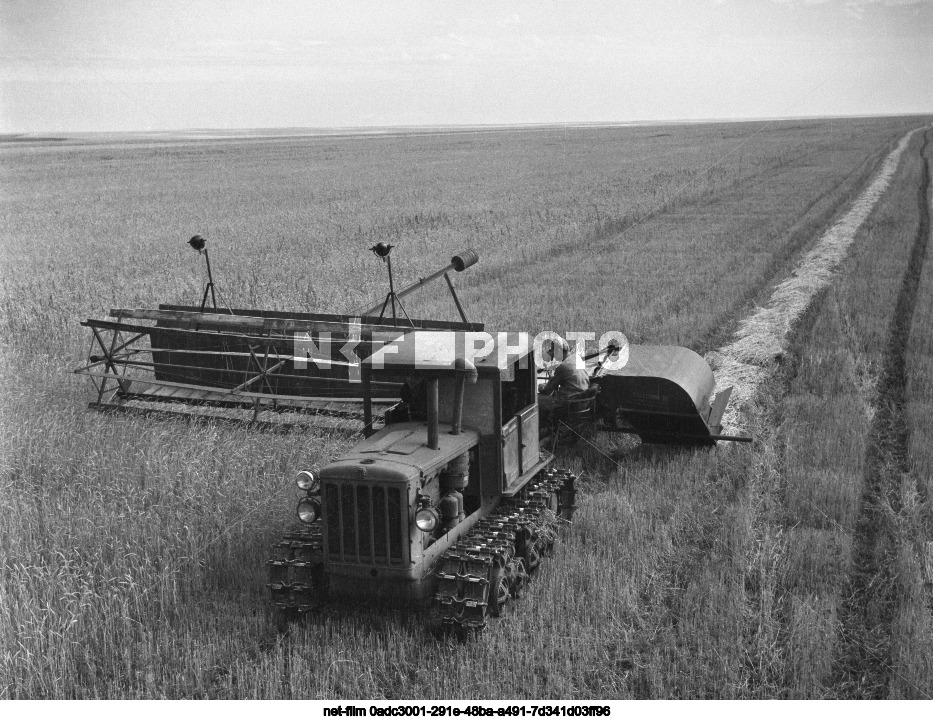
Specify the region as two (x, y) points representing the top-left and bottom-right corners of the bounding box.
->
(1, 0), (932, 705)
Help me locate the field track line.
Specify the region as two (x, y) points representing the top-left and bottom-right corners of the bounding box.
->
(706, 126), (929, 435)
(833, 129), (932, 699)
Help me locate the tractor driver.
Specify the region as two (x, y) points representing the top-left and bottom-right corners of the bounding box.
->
(396, 375), (426, 422)
(537, 337), (590, 415)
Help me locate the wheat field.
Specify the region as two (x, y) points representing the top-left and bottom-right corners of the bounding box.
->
(1, 116), (931, 698)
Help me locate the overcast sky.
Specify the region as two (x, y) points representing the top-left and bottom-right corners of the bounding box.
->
(1, 0), (931, 133)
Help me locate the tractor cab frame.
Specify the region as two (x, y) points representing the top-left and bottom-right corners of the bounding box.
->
(299, 330), (551, 602)
(369, 330), (547, 498)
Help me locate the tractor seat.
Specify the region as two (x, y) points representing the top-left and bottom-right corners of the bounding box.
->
(550, 387), (599, 446)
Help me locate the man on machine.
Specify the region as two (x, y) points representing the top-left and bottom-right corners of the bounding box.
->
(537, 337), (590, 416)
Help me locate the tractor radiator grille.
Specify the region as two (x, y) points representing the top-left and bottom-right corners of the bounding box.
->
(323, 483), (406, 565)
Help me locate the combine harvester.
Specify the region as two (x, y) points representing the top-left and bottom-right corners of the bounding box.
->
(75, 238), (748, 632)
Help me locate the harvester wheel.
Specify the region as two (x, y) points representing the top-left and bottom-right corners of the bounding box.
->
(524, 540), (541, 573)
(507, 556), (528, 598)
(487, 564), (511, 617)
(275, 607), (301, 633)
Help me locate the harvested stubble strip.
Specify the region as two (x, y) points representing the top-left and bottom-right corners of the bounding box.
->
(704, 125), (929, 697)
(707, 128), (923, 434)
(885, 131), (933, 697)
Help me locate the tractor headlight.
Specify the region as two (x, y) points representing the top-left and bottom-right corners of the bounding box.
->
(297, 497), (321, 525)
(296, 469), (320, 493)
(415, 507), (441, 533)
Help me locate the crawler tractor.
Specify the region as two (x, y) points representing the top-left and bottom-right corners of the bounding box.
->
(75, 241), (746, 632)
(269, 331), (574, 629)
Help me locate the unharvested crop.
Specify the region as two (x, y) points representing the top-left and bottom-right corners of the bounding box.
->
(1, 116), (930, 698)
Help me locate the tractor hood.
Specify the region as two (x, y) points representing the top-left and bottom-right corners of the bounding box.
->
(321, 422), (479, 484)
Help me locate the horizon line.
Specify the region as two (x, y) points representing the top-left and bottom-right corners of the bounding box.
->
(4, 111), (933, 139)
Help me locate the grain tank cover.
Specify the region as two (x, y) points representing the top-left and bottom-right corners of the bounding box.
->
(596, 345), (718, 444)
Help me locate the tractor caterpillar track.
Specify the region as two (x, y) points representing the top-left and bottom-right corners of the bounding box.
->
(432, 467), (575, 632)
(266, 467), (576, 630)
(267, 526), (325, 614)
